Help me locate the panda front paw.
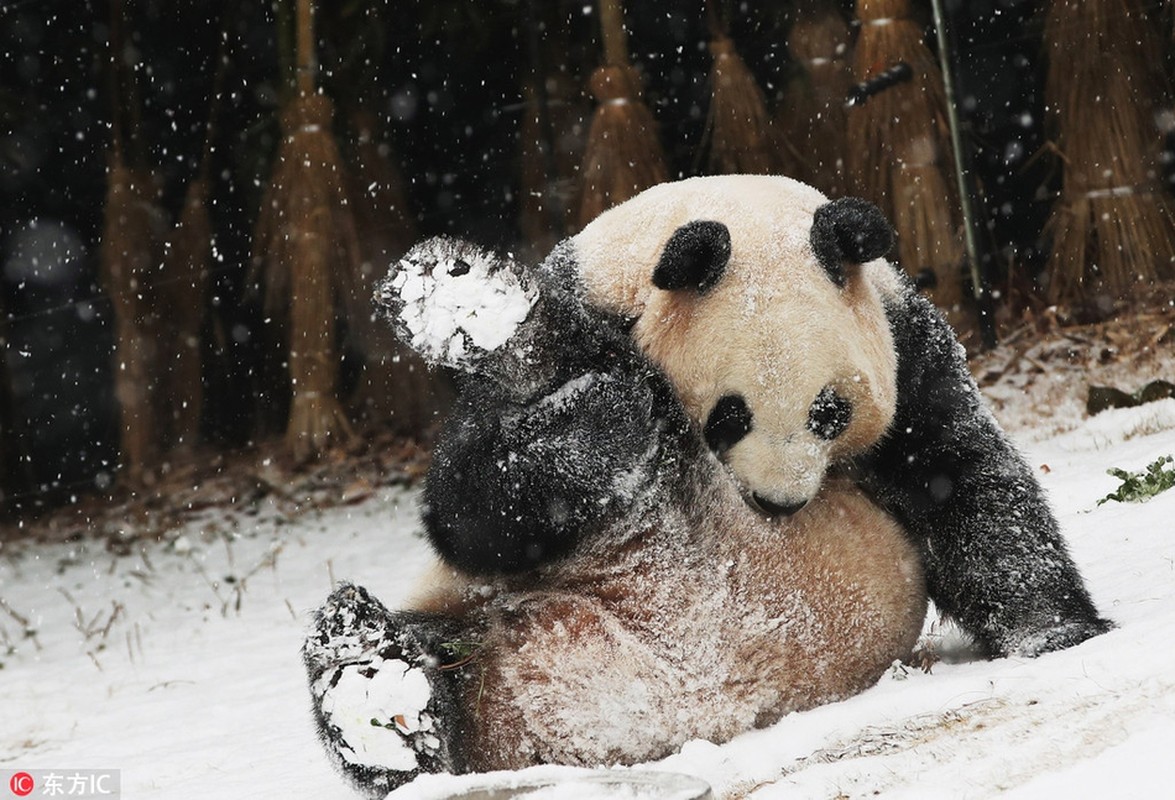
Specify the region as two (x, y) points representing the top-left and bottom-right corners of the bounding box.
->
(377, 237), (538, 374)
(304, 583), (470, 797)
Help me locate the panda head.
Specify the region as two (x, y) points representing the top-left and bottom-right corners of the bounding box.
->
(564, 175), (900, 516)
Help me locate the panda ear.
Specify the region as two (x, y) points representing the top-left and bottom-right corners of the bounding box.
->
(809, 198), (894, 287)
(652, 220), (732, 293)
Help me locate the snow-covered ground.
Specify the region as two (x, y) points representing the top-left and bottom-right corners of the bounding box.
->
(2, 398), (1174, 799)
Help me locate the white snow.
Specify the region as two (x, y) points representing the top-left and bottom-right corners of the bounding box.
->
(395, 765), (713, 799)
(2, 400), (1174, 799)
(319, 658), (433, 770)
(388, 246), (535, 369)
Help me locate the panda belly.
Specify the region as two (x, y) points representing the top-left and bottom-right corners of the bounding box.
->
(457, 481), (926, 771)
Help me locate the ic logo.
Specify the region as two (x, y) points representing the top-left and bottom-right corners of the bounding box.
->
(9, 772), (35, 797)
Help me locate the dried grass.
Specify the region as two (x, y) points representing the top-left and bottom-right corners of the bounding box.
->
(847, 0), (962, 307)
(1043, 0), (1175, 309)
(576, 66), (668, 229)
(778, 0), (854, 196)
(576, 0), (668, 229)
(705, 35), (778, 175)
(252, 90), (359, 461)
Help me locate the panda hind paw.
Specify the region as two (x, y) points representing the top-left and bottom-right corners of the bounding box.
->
(1006, 617), (1115, 658)
(303, 583), (470, 796)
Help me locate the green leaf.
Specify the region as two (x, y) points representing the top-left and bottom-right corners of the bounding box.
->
(439, 640), (483, 661)
(1098, 456), (1175, 505)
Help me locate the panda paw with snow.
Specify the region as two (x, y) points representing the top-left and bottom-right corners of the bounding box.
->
(303, 583), (469, 796)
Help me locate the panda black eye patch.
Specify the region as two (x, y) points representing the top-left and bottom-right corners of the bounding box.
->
(807, 386), (852, 440)
(704, 394), (753, 453)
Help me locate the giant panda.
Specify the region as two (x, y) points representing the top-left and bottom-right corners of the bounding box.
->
(302, 175), (1108, 798)
(566, 175), (1111, 659)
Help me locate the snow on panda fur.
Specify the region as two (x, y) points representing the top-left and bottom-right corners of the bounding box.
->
(566, 175), (1111, 658)
(302, 184), (929, 797)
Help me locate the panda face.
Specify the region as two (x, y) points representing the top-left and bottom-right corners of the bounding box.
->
(703, 390), (844, 516)
(570, 175), (899, 516)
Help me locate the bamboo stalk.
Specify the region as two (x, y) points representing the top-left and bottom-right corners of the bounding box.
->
(929, 0), (996, 347)
(157, 177), (212, 450)
(102, 0), (164, 487)
(101, 156), (163, 487)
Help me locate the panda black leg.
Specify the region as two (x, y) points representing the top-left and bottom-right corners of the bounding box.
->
(303, 583), (472, 797)
(865, 288), (1112, 657)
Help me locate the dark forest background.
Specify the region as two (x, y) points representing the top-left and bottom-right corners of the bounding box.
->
(1, 0), (1166, 518)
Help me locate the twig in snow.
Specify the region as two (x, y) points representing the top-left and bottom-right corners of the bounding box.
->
(222, 531), (237, 575)
(127, 569), (154, 585)
(139, 546), (156, 573)
(0, 596), (31, 629)
(0, 596), (40, 650)
(100, 602), (123, 639)
(190, 558), (227, 608)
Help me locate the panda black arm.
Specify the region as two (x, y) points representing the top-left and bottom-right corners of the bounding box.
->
(858, 284), (1112, 657)
(422, 356), (678, 575)
(412, 245), (692, 575)
(378, 236), (690, 574)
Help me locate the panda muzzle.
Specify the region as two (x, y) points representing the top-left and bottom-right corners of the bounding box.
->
(748, 493), (809, 518)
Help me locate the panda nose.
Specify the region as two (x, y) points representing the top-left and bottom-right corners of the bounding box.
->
(750, 493), (808, 518)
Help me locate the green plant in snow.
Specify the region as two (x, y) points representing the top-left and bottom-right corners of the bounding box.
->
(1098, 455), (1175, 505)
(438, 640), (483, 669)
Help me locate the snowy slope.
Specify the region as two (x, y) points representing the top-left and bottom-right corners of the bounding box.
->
(2, 400), (1174, 799)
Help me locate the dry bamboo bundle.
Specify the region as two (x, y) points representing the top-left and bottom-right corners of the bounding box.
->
(1043, 0), (1175, 307)
(705, 33), (778, 175)
(154, 23), (229, 455)
(519, 0), (588, 253)
(576, 0), (668, 229)
(157, 176), (212, 451)
(847, 0), (962, 308)
(252, 0), (358, 462)
(345, 109), (449, 433)
(348, 110), (416, 268)
(778, 0), (853, 196)
(520, 76), (585, 255)
(100, 153), (164, 486)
